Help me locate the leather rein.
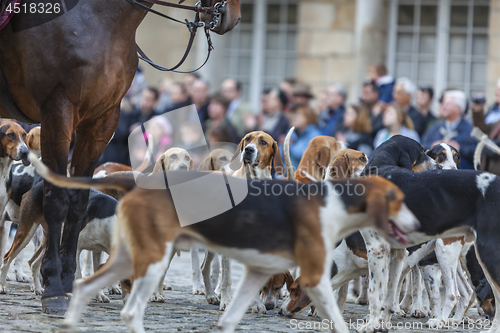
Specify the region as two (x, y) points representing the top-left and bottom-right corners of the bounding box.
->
(125, 0), (228, 73)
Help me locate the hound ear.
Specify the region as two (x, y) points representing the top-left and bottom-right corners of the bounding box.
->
(283, 271), (294, 293)
(273, 141), (285, 175)
(315, 146), (331, 168)
(328, 153), (349, 179)
(397, 151), (413, 170)
(197, 155), (213, 171)
(189, 158), (194, 170)
(229, 140), (245, 170)
(366, 190), (389, 232)
(152, 156), (165, 174)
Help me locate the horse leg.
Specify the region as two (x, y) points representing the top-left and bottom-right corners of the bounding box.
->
(59, 108), (119, 294)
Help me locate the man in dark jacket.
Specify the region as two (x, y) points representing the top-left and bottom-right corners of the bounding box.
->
(259, 89), (290, 143)
(422, 90), (477, 169)
(393, 78), (426, 137)
(318, 83), (346, 136)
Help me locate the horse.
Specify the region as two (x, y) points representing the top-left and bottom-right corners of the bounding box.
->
(0, 0), (240, 314)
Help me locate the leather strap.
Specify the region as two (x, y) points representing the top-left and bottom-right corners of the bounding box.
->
(0, 67), (38, 124)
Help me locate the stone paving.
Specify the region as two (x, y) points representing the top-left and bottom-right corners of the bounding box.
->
(0, 242), (488, 333)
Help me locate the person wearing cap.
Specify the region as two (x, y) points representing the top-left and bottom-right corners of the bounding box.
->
(318, 83), (346, 137)
(393, 78), (426, 137)
(291, 82), (314, 107)
(416, 85), (438, 133)
(471, 78), (500, 174)
(422, 90), (477, 169)
(258, 89), (290, 143)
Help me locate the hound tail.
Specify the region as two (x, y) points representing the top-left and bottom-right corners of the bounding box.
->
(284, 127), (295, 181)
(29, 151), (136, 192)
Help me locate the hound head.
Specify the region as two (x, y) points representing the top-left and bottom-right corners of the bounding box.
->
(153, 148), (194, 173)
(229, 131), (285, 175)
(325, 149), (368, 180)
(278, 276), (311, 317)
(0, 122), (29, 166)
(260, 271), (294, 310)
(426, 143), (460, 170)
(198, 148), (232, 171)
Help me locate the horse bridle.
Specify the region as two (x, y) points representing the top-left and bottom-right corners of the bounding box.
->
(125, 0), (229, 73)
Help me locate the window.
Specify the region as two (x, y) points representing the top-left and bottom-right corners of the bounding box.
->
(224, 0), (298, 103)
(388, 0), (489, 99)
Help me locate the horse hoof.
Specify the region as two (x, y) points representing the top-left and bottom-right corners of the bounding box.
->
(41, 296), (70, 316)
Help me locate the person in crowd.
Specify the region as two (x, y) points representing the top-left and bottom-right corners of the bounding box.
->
(288, 105), (321, 169)
(221, 78), (253, 137)
(184, 72), (201, 95)
(130, 87), (161, 131)
(416, 85), (438, 133)
(367, 63), (395, 104)
(422, 90), (477, 169)
(205, 93), (239, 144)
(280, 77), (297, 111)
(190, 79), (210, 128)
(258, 89), (290, 144)
(156, 78), (174, 113)
(318, 83), (346, 136)
(291, 82), (314, 108)
(97, 98), (137, 166)
(373, 103), (420, 148)
(471, 79), (500, 174)
(335, 104), (374, 156)
(360, 80), (384, 136)
(126, 67), (148, 108)
(393, 77), (426, 137)
(144, 115), (173, 161)
(164, 81), (191, 112)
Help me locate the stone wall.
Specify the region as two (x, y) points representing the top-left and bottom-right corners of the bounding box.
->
(487, 0), (500, 101)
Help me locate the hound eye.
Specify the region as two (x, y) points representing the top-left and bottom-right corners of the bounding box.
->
(360, 156), (366, 162)
(245, 137), (251, 142)
(171, 154), (177, 159)
(274, 287), (281, 291)
(184, 156), (190, 161)
(260, 140), (267, 145)
(220, 156), (228, 161)
(8, 133), (15, 139)
(22, 133), (27, 140)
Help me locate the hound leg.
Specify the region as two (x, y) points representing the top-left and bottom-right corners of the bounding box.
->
(0, 222), (38, 293)
(202, 250), (219, 305)
(149, 270), (167, 303)
(337, 282), (349, 314)
(422, 264), (441, 321)
(13, 242), (31, 283)
(358, 230), (390, 333)
(427, 240), (461, 328)
(408, 266), (426, 318)
(29, 237), (46, 296)
(305, 275), (349, 333)
(451, 266), (473, 324)
(120, 243), (175, 333)
(211, 253), (220, 288)
(399, 274), (412, 313)
(356, 276), (369, 305)
(381, 248), (407, 322)
(219, 256), (232, 311)
(191, 246), (204, 295)
(61, 241), (133, 333)
(217, 268), (271, 333)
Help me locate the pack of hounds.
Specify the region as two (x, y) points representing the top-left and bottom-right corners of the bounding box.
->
(0, 119), (498, 333)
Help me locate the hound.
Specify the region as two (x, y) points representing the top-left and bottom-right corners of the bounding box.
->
(29, 154), (419, 333)
(358, 136), (500, 333)
(325, 149), (368, 180)
(93, 162), (133, 179)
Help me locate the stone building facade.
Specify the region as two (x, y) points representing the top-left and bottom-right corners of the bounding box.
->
(137, 0), (500, 110)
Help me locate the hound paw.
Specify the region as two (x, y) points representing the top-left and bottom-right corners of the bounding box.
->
(93, 292), (110, 303)
(357, 321), (376, 333)
(108, 285), (121, 295)
(356, 297), (369, 305)
(5, 275), (10, 281)
(15, 273), (32, 283)
(250, 302), (267, 314)
(31, 286), (44, 296)
(219, 300), (230, 311)
(162, 283), (172, 290)
(426, 318), (445, 329)
(307, 308), (319, 317)
(149, 292), (165, 303)
(192, 286), (205, 295)
(0, 285), (6, 294)
(410, 308), (427, 318)
(206, 294), (220, 305)
(391, 308), (405, 317)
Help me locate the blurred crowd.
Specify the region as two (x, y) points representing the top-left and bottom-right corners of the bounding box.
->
(98, 64), (500, 173)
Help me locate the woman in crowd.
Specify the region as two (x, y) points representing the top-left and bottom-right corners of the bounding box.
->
(335, 104), (374, 156)
(289, 104), (321, 169)
(373, 103), (420, 148)
(205, 93), (239, 144)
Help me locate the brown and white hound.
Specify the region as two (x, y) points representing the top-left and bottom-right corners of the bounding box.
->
(198, 149), (232, 172)
(325, 149), (369, 180)
(30, 154), (419, 333)
(226, 131), (285, 179)
(93, 162), (133, 179)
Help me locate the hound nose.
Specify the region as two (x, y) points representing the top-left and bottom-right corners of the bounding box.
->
(20, 145), (29, 156)
(278, 308), (283, 316)
(179, 164), (188, 170)
(265, 303), (275, 310)
(244, 146), (255, 154)
(436, 164), (443, 170)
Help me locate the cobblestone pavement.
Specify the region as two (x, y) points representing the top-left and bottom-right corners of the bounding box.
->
(0, 243), (487, 333)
